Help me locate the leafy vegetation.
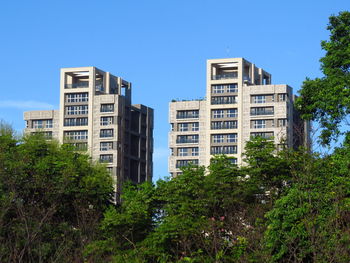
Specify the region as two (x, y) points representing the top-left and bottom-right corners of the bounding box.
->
(0, 10), (350, 263)
(0, 126), (113, 262)
(296, 11), (350, 145)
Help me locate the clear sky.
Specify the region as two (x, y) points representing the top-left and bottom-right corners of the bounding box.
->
(0, 0), (348, 181)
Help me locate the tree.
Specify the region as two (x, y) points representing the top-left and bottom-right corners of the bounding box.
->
(0, 130), (114, 262)
(264, 147), (350, 263)
(296, 11), (350, 145)
(89, 152), (286, 262)
(84, 181), (157, 263)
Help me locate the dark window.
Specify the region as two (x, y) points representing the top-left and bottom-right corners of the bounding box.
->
(100, 154), (113, 163)
(176, 110), (199, 119)
(100, 129), (113, 138)
(100, 104), (114, 112)
(250, 107), (274, 116)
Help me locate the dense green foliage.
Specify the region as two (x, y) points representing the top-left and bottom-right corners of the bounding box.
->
(296, 11), (350, 145)
(2, 127), (350, 262)
(83, 139), (350, 262)
(1, 11), (350, 263)
(0, 125), (114, 262)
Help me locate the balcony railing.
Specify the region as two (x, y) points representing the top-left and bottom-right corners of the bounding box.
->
(176, 114), (199, 119)
(65, 82), (89, 89)
(250, 110), (274, 116)
(176, 139), (199, 144)
(212, 72), (238, 80)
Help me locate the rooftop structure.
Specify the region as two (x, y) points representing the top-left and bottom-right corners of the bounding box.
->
(24, 67), (154, 200)
(169, 58), (310, 176)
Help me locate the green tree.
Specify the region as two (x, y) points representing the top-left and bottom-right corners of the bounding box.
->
(91, 151), (285, 262)
(296, 11), (350, 145)
(84, 181), (157, 263)
(0, 129), (114, 262)
(264, 148), (350, 263)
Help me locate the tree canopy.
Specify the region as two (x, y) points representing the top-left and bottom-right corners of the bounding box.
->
(296, 11), (350, 145)
(0, 129), (114, 262)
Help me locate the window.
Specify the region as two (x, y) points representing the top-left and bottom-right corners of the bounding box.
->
(211, 146), (237, 154)
(250, 107), (274, 116)
(211, 121), (221, 130)
(100, 129), (114, 138)
(176, 135), (199, 144)
(252, 95), (266, 103)
(100, 104), (114, 112)
(176, 159), (199, 168)
(178, 148), (189, 156)
(227, 84), (238, 93)
(191, 122), (199, 131)
(211, 96), (237, 105)
(212, 84), (238, 93)
(100, 116), (114, 126)
(32, 131), (53, 139)
(211, 121), (238, 130)
(70, 142), (88, 151)
(212, 134), (224, 143)
(225, 146), (237, 154)
(225, 121), (238, 129)
(227, 134), (237, 143)
(178, 123), (189, 132)
(278, 93), (287, 102)
(250, 132), (274, 139)
(252, 120), (266, 129)
(65, 105), (88, 115)
(65, 93), (88, 103)
(100, 142), (114, 151)
(212, 134), (237, 143)
(278, 118), (287, 127)
(32, 120), (43, 129)
(100, 154), (113, 163)
(176, 110), (199, 119)
(212, 85), (225, 93)
(226, 109), (238, 118)
(212, 110), (224, 118)
(65, 81), (89, 89)
(191, 147), (199, 156)
(211, 146), (221, 154)
(64, 117), (88, 126)
(45, 119), (53, 128)
(64, 130), (88, 140)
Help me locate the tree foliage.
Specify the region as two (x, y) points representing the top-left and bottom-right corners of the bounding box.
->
(1, 12), (350, 262)
(87, 137), (293, 262)
(296, 11), (350, 145)
(1, 119), (350, 262)
(0, 129), (114, 262)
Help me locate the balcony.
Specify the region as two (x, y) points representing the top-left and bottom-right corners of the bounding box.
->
(65, 82), (89, 89)
(95, 82), (104, 92)
(250, 107), (274, 116)
(243, 76), (251, 83)
(212, 72), (238, 80)
(250, 110), (274, 116)
(176, 139), (199, 144)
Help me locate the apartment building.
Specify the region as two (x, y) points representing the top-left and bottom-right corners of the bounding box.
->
(169, 58), (310, 176)
(24, 67), (154, 199)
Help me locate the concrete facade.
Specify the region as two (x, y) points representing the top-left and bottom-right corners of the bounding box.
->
(24, 67), (153, 200)
(169, 58), (310, 176)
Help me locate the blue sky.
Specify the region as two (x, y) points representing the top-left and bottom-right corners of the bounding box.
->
(0, 0), (348, 181)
